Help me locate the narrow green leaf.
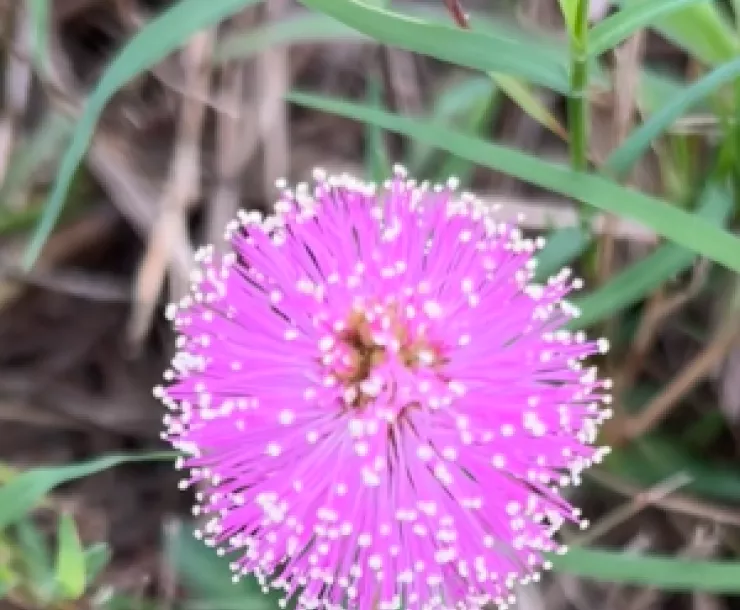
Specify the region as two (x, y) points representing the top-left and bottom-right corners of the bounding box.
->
(55, 514), (86, 600)
(535, 226), (593, 283)
(166, 522), (279, 608)
(215, 12), (361, 63)
(637, 69), (707, 117)
(551, 547), (740, 592)
(608, 434), (740, 503)
(491, 74), (568, 139)
(590, 0), (708, 57)
(408, 77), (493, 174)
(0, 453), (174, 531)
(84, 543), (111, 585)
(436, 88), (499, 187)
(616, 0), (739, 65)
(25, 0), (262, 269)
(213, 4), (589, 142)
(288, 91), (740, 273)
(15, 519), (53, 600)
(295, 0), (570, 93)
(607, 56), (740, 179)
(558, 0), (579, 36)
(364, 76), (391, 183)
(0, 112), (74, 206)
(569, 183), (732, 329)
(27, 0), (50, 70)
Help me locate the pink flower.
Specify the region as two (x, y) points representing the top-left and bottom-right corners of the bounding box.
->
(157, 167), (611, 610)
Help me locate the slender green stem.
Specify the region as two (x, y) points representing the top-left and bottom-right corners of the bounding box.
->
(568, 0), (589, 174)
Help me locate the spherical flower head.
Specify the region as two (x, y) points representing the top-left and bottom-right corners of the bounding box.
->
(157, 166), (612, 610)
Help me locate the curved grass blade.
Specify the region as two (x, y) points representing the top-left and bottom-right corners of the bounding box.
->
(83, 543), (111, 585)
(491, 74), (568, 140)
(408, 76), (493, 174)
(616, 0), (739, 65)
(28, 0), (50, 70)
(0, 112), (73, 206)
(590, 0), (708, 57)
(288, 91), (740, 273)
(55, 514), (86, 600)
(535, 226), (592, 283)
(637, 69), (707, 117)
(364, 76), (391, 183)
(215, 12), (361, 63)
(24, 0), (262, 270)
(0, 453), (174, 531)
(550, 547), (740, 592)
(607, 434), (740, 503)
(295, 0), (569, 93)
(606, 56), (740, 179)
(568, 183), (732, 329)
(15, 519), (54, 601)
(166, 522), (280, 608)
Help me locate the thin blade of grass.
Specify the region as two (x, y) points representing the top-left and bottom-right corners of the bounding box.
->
(24, 0), (262, 270)
(590, 0), (708, 57)
(364, 76), (391, 183)
(288, 91), (740, 273)
(408, 76), (493, 175)
(535, 226), (593, 283)
(0, 453), (174, 531)
(27, 0), (50, 70)
(616, 0), (739, 65)
(606, 56), (740, 179)
(608, 434), (740, 503)
(569, 183), (732, 329)
(435, 87), (500, 187)
(295, 0), (570, 93)
(54, 514), (86, 600)
(166, 522), (279, 608)
(215, 12), (361, 63)
(550, 547), (740, 592)
(491, 74), (568, 140)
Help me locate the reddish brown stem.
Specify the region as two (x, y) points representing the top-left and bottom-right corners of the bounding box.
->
(443, 0), (470, 28)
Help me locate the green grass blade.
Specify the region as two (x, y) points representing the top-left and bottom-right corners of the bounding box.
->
(295, 0), (569, 93)
(15, 519), (54, 600)
(288, 91), (740, 273)
(28, 0), (50, 70)
(558, 0), (579, 37)
(364, 76), (391, 183)
(166, 522), (279, 608)
(0, 453), (174, 531)
(54, 514), (86, 600)
(569, 183), (732, 329)
(491, 73), (567, 139)
(608, 434), (740, 503)
(637, 69), (707, 117)
(0, 112), (74, 206)
(435, 88), (500, 187)
(215, 12), (361, 63)
(83, 543), (111, 585)
(408, 76), (493, 174)
(550, 547), (740, 592)
(616, 0), (739, 65)
(607, 56), (740, 179)
(590, 0), (708, 57)
(535, 226), (593, 282)
(24, 0), (261, 270)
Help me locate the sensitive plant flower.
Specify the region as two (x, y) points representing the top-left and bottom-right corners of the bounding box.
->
(156, 166), (612, 610)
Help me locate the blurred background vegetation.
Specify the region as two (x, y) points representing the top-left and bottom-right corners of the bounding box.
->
(0, 0), (740, 608)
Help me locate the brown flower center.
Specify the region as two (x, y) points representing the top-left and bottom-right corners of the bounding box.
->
(330, 305), (447, 409)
